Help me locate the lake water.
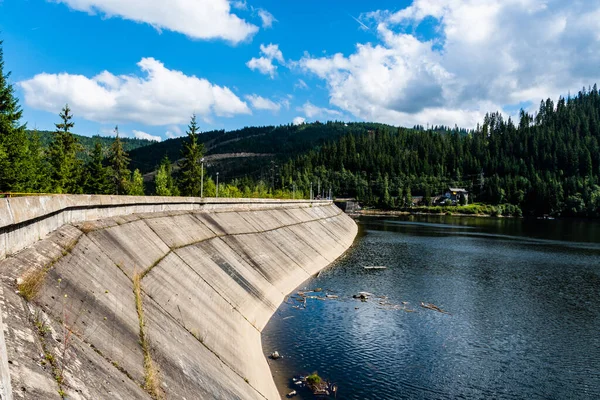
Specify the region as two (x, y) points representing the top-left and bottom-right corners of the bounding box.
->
(262, 216), (600, 400)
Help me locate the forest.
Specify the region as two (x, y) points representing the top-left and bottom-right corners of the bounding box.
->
(279, 90), (600, 217)
(30, 130), (153, 156)
(1, 37), (599, 217)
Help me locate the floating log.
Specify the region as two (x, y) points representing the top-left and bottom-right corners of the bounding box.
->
(420, 302), (449, 314)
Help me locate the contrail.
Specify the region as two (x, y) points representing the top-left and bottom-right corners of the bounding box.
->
(349, 14), (370, 30)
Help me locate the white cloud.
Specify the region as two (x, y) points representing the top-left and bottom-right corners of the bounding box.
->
(165, 125), (183, 139)
(231, 1), (247, 10)
(98, 127), (120, 137)
(245, 94), (282, 112)
(246, 57), (277, 78)
(133, 129), (162, 142)
(54, 0), (258, 44)
(19, 57), (251, 126)
(257, 9), (276, 28)
(299, 0), (600, 128)
(293, 117), (306, 125)
(298, 101), (342, 119)
(295, 79), (309, 90)
(246, 43), (285, 78)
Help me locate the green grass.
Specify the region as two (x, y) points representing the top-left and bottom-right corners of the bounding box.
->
(408, 203), (522, 217)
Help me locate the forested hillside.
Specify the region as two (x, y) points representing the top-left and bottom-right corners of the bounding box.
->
(280, 88), (600, 217)
(127, 122), (389, 174)
(30, 130), (153, 155)
(2, 34), (600, 217)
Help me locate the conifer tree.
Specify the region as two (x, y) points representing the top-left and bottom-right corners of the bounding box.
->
(49, 104), (83, 193)
(84, 141), (110, 194)
(127, 169), (145, 195)
(178, 115), (204, 197)
(154, 156), (178, 196)
(154, 164), (170, 196)
(27, 130), (51, 192)
(108, 126), (131, 195)
(0, 39), (31, 192)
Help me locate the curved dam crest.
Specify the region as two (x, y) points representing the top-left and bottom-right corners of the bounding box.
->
(0, 196), (358, 400)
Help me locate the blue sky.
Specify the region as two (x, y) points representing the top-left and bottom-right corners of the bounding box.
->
(2, 0), (600, 141)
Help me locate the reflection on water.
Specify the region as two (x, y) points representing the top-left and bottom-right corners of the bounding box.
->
(262, 216), (600, 399)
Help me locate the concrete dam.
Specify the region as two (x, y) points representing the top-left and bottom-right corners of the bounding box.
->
(0, 196), (358, 400)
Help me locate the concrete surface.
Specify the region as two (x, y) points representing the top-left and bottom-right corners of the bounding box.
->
(0, 196), (357, 399)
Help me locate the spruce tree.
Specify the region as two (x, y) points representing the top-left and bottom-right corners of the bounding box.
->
(127, 169), (144, 196)
(154, 163), (170, 196)
(27, 130), (51, 193)
(178, 115), (204, 197)
(84, 141), (110, 194)
(154, 156), (178, 196)
(0, 39), (31, 192)
(108, 126), (131, 195)
(48, 104), (83, 193)
(153, 158), (172, 196)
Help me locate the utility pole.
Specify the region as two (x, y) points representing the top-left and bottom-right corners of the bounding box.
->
(310, 182), (313, 200)
(216, 172), (219, 198)
(293, 183), (296, 199)
(200, 158), (204, 198)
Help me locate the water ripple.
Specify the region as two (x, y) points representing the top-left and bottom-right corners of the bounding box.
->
(263, 216), (600, 399)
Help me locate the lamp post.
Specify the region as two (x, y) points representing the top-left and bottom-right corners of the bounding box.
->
(216, 172), (219, 198)
(200, 157), (205, 198)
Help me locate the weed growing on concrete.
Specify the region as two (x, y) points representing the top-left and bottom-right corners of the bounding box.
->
(191, 330), (206, 344)
(30, 279), (110, 399)
(18, 268), (46, 301)
(31, 310), (66, 398)
(17, 241), (77, 301)
(133, 271), (163, 399)
(34, 311), (51, 337)
(78, 222), (96, 234)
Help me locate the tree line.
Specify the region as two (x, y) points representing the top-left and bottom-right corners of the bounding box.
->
(279, 89), (600, 217)
(3, 34), (600, 216)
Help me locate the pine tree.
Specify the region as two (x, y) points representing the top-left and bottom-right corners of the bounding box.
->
(0, 39), (31, 192)
(127, 169), (144, 196)
(108, 126), (131, 195)
(154, 163), (170, 196)
(178, 115), (205, 197)
(84, 141), (111, 194)
(423, 185), (432, 206)
(27, 130), (51, 192)
(154, 156), (178, 196)
(48, 104), (83, 193)
(405, 186), (412, 207)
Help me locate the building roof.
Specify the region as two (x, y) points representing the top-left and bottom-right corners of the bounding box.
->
(449, 188), (468, 193)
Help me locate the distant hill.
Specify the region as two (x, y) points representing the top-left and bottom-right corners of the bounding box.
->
(128, 121), (401, 179)
(28, 130), (155, 157)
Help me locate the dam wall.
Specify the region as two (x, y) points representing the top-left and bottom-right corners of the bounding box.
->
(0, 195), (357, 400)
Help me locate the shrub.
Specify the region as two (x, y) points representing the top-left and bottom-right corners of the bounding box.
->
(306, 373), (322, 386)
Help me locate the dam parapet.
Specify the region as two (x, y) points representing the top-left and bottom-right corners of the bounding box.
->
(0, 196), (357, 400)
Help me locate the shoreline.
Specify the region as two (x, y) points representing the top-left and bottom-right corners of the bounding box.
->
(350, 209), (515, 218)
